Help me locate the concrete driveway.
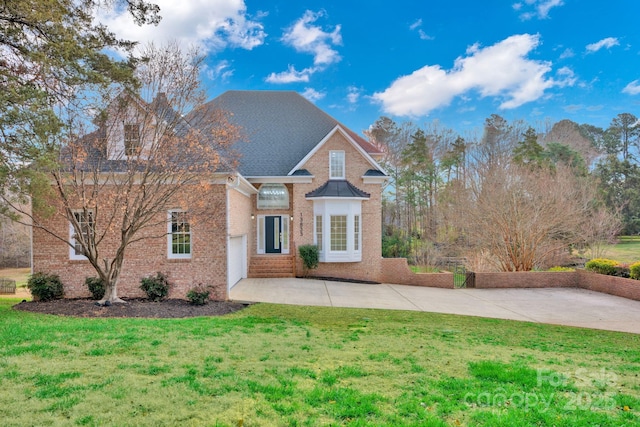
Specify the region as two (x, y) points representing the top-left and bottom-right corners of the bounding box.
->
(230, 278), (640, 334)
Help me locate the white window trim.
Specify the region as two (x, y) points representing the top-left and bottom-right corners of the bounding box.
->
(167, 210), (192, 259)
(313, 199), (362, 262)
(69, 210), (93, 261)
(329, 150), (345, 180)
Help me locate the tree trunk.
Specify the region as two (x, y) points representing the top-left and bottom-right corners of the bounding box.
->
(99, 257), (127, 304)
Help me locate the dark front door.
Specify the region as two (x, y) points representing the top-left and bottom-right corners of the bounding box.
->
(265, 216), (282, 254)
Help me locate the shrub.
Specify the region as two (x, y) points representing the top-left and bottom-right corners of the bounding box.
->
(612, 264), (631, 278)
(85, 277), (105, 300)
(140, 272), (171, 301)
(298, 244), (319, 275)
(630, 262), (640, 280)
(186, 284), (210, 305)
(548, 266), (575, 272)
(585, 258), (619, 276)
(27, 272), (64, 301)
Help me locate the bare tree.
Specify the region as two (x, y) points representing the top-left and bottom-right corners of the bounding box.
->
(3, 43), (241, 303)
(578, 207), (622, 260)
(0, 211), (30, 267)
(541, 119), (600, 168)
(451, 163), (603, 271)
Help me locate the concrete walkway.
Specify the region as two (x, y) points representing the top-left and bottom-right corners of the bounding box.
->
(230, 278), (640, 334)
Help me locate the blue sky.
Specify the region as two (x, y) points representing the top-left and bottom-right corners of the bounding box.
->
(100, 0), (640, 136)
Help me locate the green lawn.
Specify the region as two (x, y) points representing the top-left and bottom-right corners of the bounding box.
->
(601, 236), (640, 264)
(0, 300), (638, 426)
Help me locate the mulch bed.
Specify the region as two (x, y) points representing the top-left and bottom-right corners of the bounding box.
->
(13, 298), (249, 318)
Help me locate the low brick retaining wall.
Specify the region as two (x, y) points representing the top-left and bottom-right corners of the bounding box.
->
(576, 269), (640, 301)
(380, 258), (454, 288)
(379, 260), (640, 302)
(474, 270), (640, 302)
(473, 271), (578, 289)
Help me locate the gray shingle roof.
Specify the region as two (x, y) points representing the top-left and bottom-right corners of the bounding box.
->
(364, 169), (387, 177)
(190, 91), (379, 177)
(305, 180), (370, 199)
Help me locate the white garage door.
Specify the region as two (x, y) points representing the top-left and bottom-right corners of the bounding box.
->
(228, 236), (245, 289)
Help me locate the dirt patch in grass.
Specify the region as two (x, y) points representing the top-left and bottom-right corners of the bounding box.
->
(13, 298), (249, 318)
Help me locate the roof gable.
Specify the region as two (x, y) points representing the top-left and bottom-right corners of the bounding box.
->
(288, 125), (385, 176)
(190, 91), (382, 177)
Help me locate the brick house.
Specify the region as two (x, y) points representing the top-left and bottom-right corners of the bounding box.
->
(32, 91), (388, 300)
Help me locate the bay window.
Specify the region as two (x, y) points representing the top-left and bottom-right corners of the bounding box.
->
(312, 199), (362, 262)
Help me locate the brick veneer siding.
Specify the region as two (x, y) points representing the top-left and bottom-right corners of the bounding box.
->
(380, 258), (454, 288)
(576, 270), (640, 301)
(469, 270), (640, 302)
(292, 130), (383, 283)
(32, 184), (230, 300)
(473, 271), (578, 289)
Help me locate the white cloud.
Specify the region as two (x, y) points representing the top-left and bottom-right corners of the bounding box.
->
(537, 0), (563, 18)
(96, 0), (266, 54)
(265, 65), (312, 83)
(301, 88), (325, 102)
(559, 48), (574, 59)
(203, 60), (234, 81)
(373, 34), (569, 116)
(515, 0), (563, 20)
(586, 37), (620, 53)
(409, 18), (434, 40)
(623, 80), (640, 95)
(418, 30), (434, 41)
(346, 86), (360, 104)
(281, 10), (342, 66)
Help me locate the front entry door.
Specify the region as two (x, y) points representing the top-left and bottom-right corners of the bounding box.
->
(265, 216), (282, 254)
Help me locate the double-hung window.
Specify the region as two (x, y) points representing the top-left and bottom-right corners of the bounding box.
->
(69, 210), (94, 260)
(168, 210), (191, 259)
(124, 123), (141, 156)
(329, 150), (345, 179)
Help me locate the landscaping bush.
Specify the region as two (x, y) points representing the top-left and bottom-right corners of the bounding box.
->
(547, 266), (575, 272)
(85, 277), (105, 300)
(612, 264), (631, 278)
(186, 284), (210, 305)
(298, 244), (319, 276)
(585, 258), (619, 276)
(140, 272), (171, 301)
(630, 262), (640, 280)
(27, 272), (64, 301)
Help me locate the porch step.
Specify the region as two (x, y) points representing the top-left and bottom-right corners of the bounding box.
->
(248, 255), (295, 278)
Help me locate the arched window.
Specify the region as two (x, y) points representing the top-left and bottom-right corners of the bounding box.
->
(257, 183), (289, 209)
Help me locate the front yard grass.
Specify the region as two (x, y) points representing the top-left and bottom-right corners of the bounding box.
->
(0, 299), (639, 426)
(602, 236), (640, 264)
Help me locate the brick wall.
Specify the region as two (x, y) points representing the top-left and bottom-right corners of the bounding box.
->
(293, 130), (383, 283)
(469, 270), (640, 302)
(380, 258), (454, 288)
(32, 184), (230, 300)
(473, 271), (578, 289)
(576, 270), (640, 301)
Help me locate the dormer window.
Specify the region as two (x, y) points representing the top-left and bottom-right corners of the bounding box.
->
(124, 123), (141, 156)
(329, 150), (345, 179)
